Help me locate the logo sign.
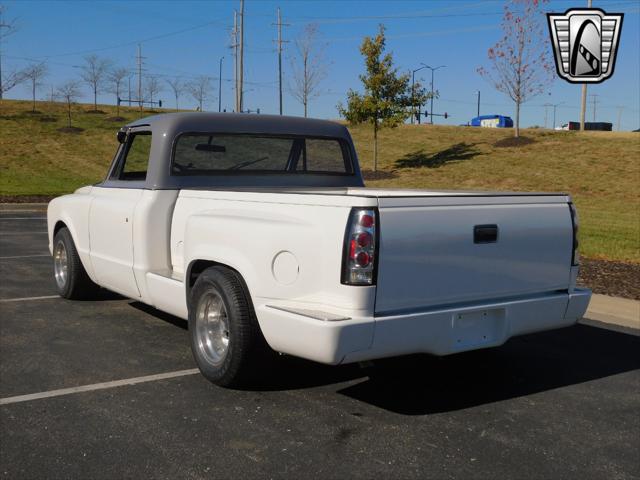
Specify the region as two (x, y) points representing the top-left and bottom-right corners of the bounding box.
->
(547, 8), (623, 83)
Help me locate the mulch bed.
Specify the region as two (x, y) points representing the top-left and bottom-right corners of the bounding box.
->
(57, 126), (84, 134)
(493, 136), (536, 148)
(578, 258), (640, 300)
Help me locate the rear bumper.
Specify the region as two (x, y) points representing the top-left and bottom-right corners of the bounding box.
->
(257, 289), (592, 365)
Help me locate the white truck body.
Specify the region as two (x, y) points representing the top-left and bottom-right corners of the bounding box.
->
(47, 113), (590, 378)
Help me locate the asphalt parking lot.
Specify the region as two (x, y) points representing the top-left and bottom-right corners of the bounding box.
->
(1, 205), (639, 479)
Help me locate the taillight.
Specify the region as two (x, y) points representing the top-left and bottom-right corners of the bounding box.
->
(569, 202), (580, 266)
(341, 208), (378, 285)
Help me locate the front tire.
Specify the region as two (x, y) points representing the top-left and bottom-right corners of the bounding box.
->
(53, 227), (99, 299)
(189, 266), (268, 387)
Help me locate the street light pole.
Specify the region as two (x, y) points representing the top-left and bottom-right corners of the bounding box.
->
(411, 64), (427, 125)
(218, 56), (224, 112)
(425, 65), (446, 124)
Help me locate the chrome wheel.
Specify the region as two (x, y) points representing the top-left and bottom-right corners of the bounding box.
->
(53, 240), (68, 290)
(195, 290), (230, 366)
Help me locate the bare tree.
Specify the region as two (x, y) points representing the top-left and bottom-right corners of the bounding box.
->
(108, 67), (129, 116)
(0, 68), (24, 99)
(0, 4), (24, 100)
(165, 77), (185, 111)
(56, 81), (82, 127)
(144, 75), (163, 110)
(80, 54), (112, 111)
(477, 0), (554, 137)
(289, 24), (328, 117)
(23, 63), (48, 112)
(187, 76), (212, 111)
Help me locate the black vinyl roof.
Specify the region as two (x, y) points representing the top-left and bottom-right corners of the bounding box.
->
(127, 112), (351, 139)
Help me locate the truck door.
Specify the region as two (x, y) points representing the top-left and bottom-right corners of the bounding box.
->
(89, 129), (151, 298)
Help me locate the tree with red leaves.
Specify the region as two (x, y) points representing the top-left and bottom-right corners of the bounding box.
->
(478, 0), (554, 137)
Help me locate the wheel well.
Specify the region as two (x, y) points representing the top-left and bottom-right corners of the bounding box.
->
(53, 221), (67, 236)
(186, 260), (256, 314)
(187, 260), (250, 298)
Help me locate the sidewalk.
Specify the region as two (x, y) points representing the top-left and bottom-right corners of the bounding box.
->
(584, 293), (640, 331)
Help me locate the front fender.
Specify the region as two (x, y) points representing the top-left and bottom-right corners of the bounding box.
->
(47, 186), (96, 281)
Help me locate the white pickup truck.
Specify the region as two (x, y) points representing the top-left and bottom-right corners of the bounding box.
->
(48, 113), (591, 386)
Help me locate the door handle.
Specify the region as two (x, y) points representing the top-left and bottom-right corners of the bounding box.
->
(474, 224), (498, 243)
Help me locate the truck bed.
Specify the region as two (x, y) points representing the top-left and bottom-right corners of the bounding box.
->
(177, 187), (574, 313)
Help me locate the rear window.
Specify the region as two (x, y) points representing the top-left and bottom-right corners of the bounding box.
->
(172, 134), (352, 175)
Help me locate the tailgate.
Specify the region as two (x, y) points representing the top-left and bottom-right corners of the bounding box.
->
(375, 195), (573, 314)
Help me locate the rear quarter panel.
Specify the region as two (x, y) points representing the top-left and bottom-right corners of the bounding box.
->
(173, 191), (377, 315)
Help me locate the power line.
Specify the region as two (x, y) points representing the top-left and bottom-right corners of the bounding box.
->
(32, 19), (224, 59)
(288, 11), (504, 25)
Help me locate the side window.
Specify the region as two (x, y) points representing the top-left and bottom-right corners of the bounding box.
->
(114, 132), (152, 181)
(298, 138), (350, 173)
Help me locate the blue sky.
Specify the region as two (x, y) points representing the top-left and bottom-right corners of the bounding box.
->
(3, 0), (639, 129)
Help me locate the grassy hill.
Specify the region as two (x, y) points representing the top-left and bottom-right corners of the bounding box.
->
(1, 99), (638, 263)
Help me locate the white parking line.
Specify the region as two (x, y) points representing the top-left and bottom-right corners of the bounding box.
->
(0, 254), (50, 259)
(0, 369), (201, 406)
(0, 295), (59, 303)
(1, 231), (48, 235)
(0, 217), (47, 220)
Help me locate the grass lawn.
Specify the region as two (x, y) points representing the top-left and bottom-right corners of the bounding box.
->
(1, 99), (638, 263)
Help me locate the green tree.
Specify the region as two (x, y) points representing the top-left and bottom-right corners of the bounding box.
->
(338, 25), (425, 171)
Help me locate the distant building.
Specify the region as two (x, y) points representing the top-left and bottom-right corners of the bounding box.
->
(471, 115), (513, 128)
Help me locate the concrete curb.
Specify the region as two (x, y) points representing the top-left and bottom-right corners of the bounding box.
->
(0, 203), (48, 212)
(584, 294), (640, 331)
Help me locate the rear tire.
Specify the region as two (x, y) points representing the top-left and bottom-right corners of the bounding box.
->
(53, 227), (99, 299)
(189, 266), (268, 387)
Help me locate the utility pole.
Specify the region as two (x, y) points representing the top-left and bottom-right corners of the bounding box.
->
(579, 0), (593, 131)
(136, 44), (145, 111)
(218, 56), (224, 112)
(616, 106), (623, 131)
(0, 6), (15, 101)
(0, 8), (5, 100)
(544, 104), (549, 129)
(476, 90), (480, 117)
(590, 93), (599, 122)
(552, 102), (564, 129)
(273, 7), (289, 115)
(231, 10), (238, 112)
(238, 0), (245, 113)
(425, 64), (446, 124)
